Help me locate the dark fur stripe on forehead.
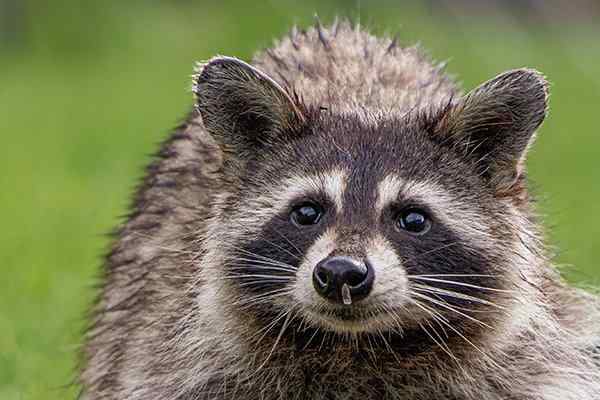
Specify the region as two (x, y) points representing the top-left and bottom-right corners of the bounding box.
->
(271, 107), (465, 180)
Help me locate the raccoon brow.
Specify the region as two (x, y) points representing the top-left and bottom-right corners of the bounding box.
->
(269, 170), (348, 213)
(375, 174), (491, 243)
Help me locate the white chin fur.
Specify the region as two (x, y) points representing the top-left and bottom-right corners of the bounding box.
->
(301, 307), (401, 335)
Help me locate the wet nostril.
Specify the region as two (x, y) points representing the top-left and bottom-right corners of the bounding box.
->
(316, 271), (329, 286)
(346, 269), (367, 287)
(312, 264), (332, 297)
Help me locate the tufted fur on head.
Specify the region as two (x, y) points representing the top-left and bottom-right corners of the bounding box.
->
(80, 20), (600, 400)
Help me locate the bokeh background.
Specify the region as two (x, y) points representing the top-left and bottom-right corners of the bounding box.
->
(1, 0), (599, 398)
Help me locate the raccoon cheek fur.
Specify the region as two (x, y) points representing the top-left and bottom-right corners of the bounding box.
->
(80, 20), (600, 400)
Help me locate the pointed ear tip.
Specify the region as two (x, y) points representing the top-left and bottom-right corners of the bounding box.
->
(193, 55), (241, 78)
(526, 68), (550, 113)
(509, 68), (550, 96)
(192, 55), (249, 97)
(521, 67), (549, 85)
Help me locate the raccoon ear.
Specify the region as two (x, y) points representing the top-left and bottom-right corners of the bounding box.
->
(434, 68), (549, 194)
(193, 56), (305, 152)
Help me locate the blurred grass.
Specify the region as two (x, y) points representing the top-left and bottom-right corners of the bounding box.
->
(1, 1), (599, 399)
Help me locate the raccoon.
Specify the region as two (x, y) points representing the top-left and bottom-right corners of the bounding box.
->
(80, 21), (600, 400)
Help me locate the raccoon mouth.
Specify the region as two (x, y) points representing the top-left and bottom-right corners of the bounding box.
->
(305, 306), (395, 333)
(322, 307), (372, 321)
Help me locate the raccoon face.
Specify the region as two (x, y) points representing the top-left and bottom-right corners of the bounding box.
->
(194, 57), (548, 344)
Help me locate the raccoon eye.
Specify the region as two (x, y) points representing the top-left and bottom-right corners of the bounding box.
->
(290, 202), (323, 226)
(396, 208), (431, 235)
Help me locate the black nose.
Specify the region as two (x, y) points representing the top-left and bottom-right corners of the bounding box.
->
(312, 256), (374, 304)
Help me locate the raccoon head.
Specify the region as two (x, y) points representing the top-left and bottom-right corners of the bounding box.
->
(194, 57), (548, 354)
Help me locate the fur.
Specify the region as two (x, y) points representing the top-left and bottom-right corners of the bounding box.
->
(80, 21), (600, 400)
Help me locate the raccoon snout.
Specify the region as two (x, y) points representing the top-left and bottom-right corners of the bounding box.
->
(312, 256), (374, 305)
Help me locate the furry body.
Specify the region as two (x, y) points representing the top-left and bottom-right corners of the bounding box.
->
(80, 22), (600, 399)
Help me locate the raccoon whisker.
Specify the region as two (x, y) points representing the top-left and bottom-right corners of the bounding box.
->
(408, 276), (514, 293)
(236, 295), (293, 312)
(249, 308), (293, 346)
(253, 310), (295, 374)
(404, 298), (463, 364)
(414, 297), (503, 370)
(222, 274), (292, 281)
(227, 253), (295, 265)
(235, 282), (293, 293)
(364, 331), (378, 364)
(219, 285), (292, 306)
(236, 299), (284, 312)
(411, 284), (506, 310)
(406, 295), (449, 329)
(411, 299), (505, 370)
(375, 326), (398, 362)
(235, 298), (285, 311)
(223, 269), (292, 281)
(227, 270), (295, 280)
(227, 267), (295, 278)
(226, 246), (293, 266)
(408, 274), (496, 278)
(226, 263), (297, 274)
(405, 298), (451, 341)
(235, 292), (292, 308)
(352, 332), (360, 353)
(300, 324), (321, 351)
(230, 288), (293, 307)
(407, 274), (498, 278)
(418, 304), (451, 340)
(269, 227), (303, 258)
(410, 291), (494, 329)
(420, 319), (459, 362)
(227, 261), (291, 271)
(412, 288), (503, 315)
(370, 306), (402, 363)
(402, 241), (462, 262)
(379, 303), (405, 337)
(260, 235), (302, 261)
(318, 329), (331, 353)
(424, 315), (450, 343)
(294, 313), (308, 333)
(234, 286), (292, 300)
(227, 253), (296, 269)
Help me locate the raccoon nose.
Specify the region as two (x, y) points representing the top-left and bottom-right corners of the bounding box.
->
(312, 256), (374, 304)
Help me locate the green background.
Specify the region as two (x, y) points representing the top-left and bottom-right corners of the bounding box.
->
(1, 1), (599, 398)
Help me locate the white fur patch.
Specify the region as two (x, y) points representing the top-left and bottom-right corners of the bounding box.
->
(375, 174), (406, 215)
(366, 234), (407, 301)
(292, 228), (338, 312)
(322, 169), (347, 211)
(273, 169), (347, 213)
(224, 169), (348, 241)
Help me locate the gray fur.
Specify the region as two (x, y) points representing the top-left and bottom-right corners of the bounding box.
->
(80, 21), (600, 400)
